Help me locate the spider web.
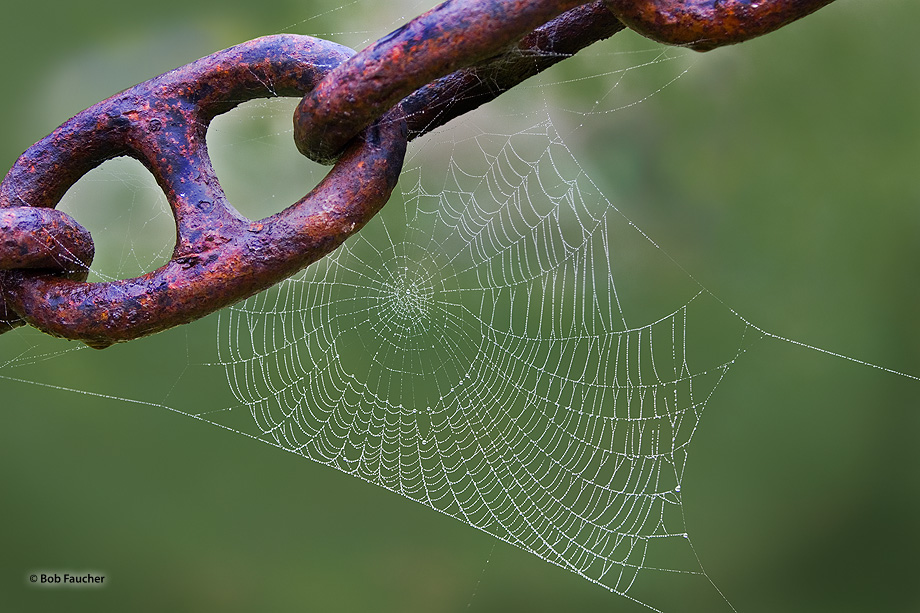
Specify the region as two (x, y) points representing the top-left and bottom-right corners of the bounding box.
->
(212, 108), (755, 609)
(1, 2), (918, 612)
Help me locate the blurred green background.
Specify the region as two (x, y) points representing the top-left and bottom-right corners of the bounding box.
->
(1, 1), (918, 612)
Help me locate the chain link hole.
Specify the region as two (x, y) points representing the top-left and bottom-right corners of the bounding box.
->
(57, 157), (175, 282)
(207, 97), (329, 222)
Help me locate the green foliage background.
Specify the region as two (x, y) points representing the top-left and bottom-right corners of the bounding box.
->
(1, 1), (917, 611)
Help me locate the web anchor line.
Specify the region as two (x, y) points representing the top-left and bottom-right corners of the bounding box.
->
(0, 0), (836, 347)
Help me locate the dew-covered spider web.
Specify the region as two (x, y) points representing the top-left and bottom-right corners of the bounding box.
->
(2, 2), (919, 612)
(215, 115), (753, 609)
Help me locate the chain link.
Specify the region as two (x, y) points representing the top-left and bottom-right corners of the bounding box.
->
(604, 0), (836, 51)
(0, 0), (836, 347)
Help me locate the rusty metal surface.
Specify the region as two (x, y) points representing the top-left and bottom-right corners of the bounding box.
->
(0, 34), (407, 348)
(0, 207), (94, 332)
(402, 1), (625, 141)
(0, 207), (94, 273)
(0, 0), (842, 347)
(604, 0), (835, 51)
(293, 0), (586, 165)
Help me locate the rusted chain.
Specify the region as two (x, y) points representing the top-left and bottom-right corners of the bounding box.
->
(294, 0), (836, 162)
(0, 0), (838, 348)
(294, 0), (586, 165)
(0, 35), (407, 348)
(400, 1), (625, 141)
(604, 0), (836, 51)
(0, 208), (94, 276)
(0, 207), (94, 332)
